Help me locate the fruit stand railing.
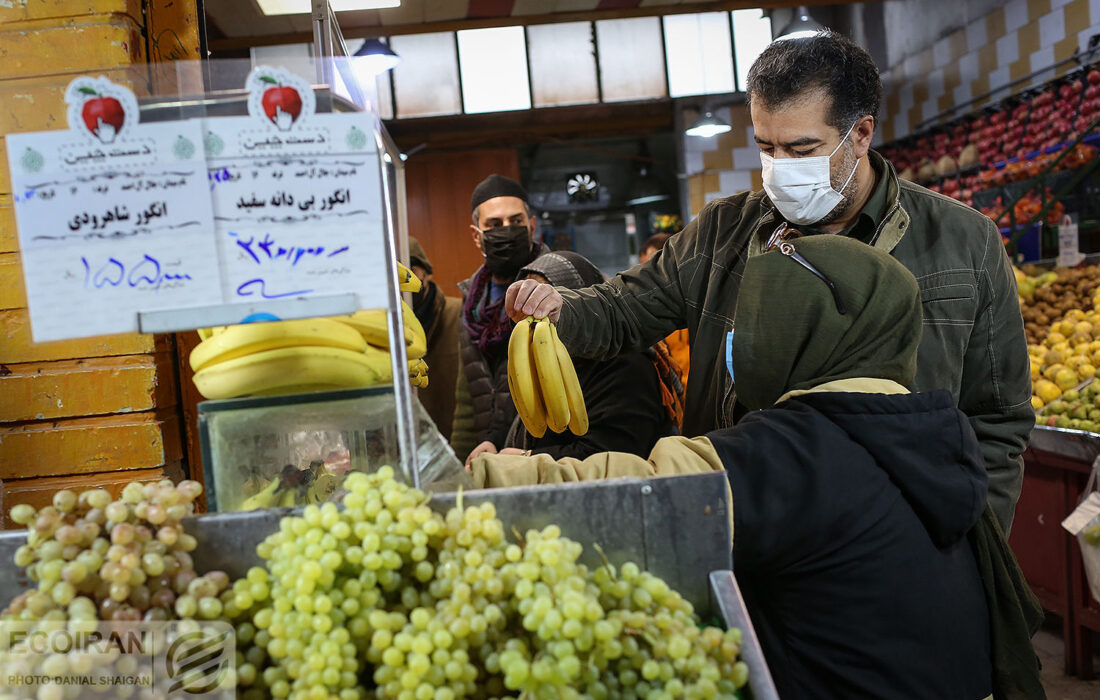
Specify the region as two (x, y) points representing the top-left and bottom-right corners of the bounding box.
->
(0, 472), (781, 700)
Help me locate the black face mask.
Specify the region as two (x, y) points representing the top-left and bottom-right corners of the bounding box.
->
(480, 225), (532, 278)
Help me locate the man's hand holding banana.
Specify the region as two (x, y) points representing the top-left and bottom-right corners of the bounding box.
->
(506, 279), (563, 323)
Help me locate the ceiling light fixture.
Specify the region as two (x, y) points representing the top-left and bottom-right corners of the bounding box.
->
(774, 5), (826, 41)
(353, 37), (400, 76)
(686, 110), (732, 138)
(257, 0), (400, 17)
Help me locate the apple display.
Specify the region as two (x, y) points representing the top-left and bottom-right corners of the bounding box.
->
(79, 90), (124, 143)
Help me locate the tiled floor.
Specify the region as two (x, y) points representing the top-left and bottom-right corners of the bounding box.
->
(1035, 619), (1100, 699)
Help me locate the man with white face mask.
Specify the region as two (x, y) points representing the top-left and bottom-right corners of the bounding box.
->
(505, 30), (1032, 533)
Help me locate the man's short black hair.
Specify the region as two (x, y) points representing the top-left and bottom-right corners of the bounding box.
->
(745, 30), (882, 133)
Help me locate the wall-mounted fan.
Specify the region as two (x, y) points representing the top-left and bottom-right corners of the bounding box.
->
(566, 172), (600, 202)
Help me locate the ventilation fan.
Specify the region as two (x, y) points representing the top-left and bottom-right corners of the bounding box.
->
(566, 172), (599, 202)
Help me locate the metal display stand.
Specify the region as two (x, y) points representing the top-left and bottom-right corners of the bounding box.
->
(311, 0), (418, 487)
(0, 472), (778, 699)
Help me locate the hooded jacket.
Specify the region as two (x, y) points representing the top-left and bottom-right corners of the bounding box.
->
(719, 235), (992, 698)
(712, 390), (991, 699)
(554, 150), (1032, 533)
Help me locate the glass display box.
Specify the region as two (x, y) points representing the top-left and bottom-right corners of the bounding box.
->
(198, 387), (466, 512)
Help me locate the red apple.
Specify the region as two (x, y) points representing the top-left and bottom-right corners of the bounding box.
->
(1089, 69), (1100, 85)
(81, 95), (124, 140)
(261, 85), (303, 127)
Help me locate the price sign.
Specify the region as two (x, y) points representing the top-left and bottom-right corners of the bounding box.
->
(1058, 213), (1085, 268)
(204, 67), (386, 311)
(6, 77), (219, 342)
(5, 69), (389, 342)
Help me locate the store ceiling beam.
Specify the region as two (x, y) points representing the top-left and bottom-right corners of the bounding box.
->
(384, 99), (673, 154)
(208, 0), (855, 52)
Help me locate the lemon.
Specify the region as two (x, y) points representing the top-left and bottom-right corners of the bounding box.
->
(1034, 379), (1062, 404)
(1031, 361), (1041, 381)
(1032, 395), (1045, 411)
(1081, 363), (1097, 380)
(1047, 331), (1068, 346)
(1045, 349), (1065, 366)
(1044, 363), (1068, 381)
(1055, 367), (1080, 391)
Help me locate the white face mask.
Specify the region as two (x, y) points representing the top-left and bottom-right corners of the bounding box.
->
(760, 122), (860, 226)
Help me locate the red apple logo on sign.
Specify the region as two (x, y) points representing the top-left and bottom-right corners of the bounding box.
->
(259, 76), (302, 131)
(78, 87), (125, 143)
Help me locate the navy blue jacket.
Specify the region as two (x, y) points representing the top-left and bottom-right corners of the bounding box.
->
(709, 390), (992, 700)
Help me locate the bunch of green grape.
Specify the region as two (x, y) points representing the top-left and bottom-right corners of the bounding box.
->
(1, 480), (238, 700)
(4, 480), (217, 624)
(235, 466), (748, 700)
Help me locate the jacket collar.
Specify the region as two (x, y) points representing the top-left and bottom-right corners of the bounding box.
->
(747, 149), (911, 258)
(775, 377), (910, 405)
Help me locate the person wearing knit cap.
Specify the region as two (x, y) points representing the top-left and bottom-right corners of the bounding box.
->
(452, 174), (548, 463)
(473, 235), (1042, 699)
(406, 237), (462, 441)
(476, 251), (673, 461)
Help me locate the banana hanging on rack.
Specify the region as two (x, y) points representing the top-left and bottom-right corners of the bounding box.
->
(397, 261), (422, 293)
(507, 316), (547, 438)
(409, 358), (429, 388)
(551, 323), (588, 436)
(532, 318), (571, 433)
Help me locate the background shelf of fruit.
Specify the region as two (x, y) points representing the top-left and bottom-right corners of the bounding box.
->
(881, 66), (1100, 256)
(1017, 263), (1100, 431)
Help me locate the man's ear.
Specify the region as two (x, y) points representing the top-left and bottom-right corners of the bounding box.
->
(470, 225), (483, 251)
(527, 218), (536, 241)
(852, 115), (875, 158)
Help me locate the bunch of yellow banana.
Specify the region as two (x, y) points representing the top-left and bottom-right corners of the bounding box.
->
(191, 260), (430, 399)
(507, 316), (587, 437)
(238, 463), (340, 510)
(329, 299), (429, 387)
(331, 300), (427, 361)
(409, 358), (429, 388)
(396, 260), (422, 293)
(190, 318), (394, 399)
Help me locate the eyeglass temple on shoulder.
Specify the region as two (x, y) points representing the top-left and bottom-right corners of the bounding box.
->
(777, 241), (848, 315)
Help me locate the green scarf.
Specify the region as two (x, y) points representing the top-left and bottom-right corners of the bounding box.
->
(732, 235), (922, 410)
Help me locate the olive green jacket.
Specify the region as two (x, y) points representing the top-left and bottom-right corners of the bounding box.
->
(557, 150), (1033, 532)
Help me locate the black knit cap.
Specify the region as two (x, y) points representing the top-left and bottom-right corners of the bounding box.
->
(471, 174), (529, 212)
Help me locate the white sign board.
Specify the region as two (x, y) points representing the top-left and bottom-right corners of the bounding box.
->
(6, 77), (219, 341)
(204, 67), (385, 309)
(1058, 213), (1085, 268)
(5, 69), (389, 342)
